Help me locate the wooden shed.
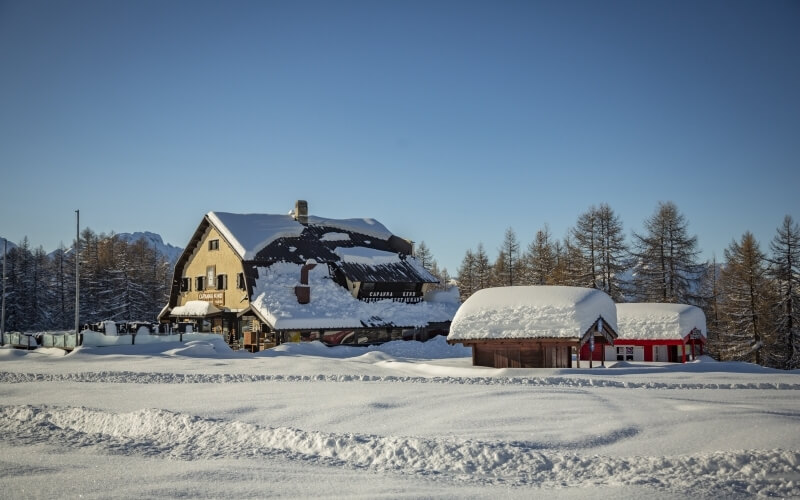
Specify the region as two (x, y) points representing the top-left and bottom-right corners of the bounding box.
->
(447, 286), (618, 368)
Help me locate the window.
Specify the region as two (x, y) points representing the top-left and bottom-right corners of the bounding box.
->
(236, 272), (246, 290)
(196, 276), (205, 291)
(217, 274), (228, 290)
(209, 239), (220, 251)
(206, 265), (216, 289)
(616, 346), (634, 361)
(180, 277), (191, 292)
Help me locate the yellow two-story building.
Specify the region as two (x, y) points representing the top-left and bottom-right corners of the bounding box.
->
(159, 201), (458, 350)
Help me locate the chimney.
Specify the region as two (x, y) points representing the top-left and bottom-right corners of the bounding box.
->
(293, 200), (308, 224)
(294, 259), (317, 304)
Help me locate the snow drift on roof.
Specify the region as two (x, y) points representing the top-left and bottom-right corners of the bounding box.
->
(334, 247), (401, 265)
(171, 300), (222, 317)
(448, 286), (617, 341)
(307, 216), (393, 241)
(249, 263), (457, 330)
(208, 212), (305, 260)
(616, 303), (706, 340)
(208, 212), (395, 260)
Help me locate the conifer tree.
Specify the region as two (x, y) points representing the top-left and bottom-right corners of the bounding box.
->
(718, 232), (772, 365)
(456, 249), (477, 301)
(768, 215), (800, 369)
(493, 227), (521, 286)
(414, 241), (435, 271)
(524, 225), (557, 285)
(631, 201), (702, 304)
(474, 243), (492, 292)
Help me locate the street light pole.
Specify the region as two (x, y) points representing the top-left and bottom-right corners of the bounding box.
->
(75, 210), (80, 335)
(1, 238), (6, 346)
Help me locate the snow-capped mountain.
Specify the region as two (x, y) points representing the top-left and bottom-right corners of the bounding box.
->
(116, 232), (183, 264)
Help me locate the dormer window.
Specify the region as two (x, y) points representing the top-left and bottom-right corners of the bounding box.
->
(209, 239), (220, 251)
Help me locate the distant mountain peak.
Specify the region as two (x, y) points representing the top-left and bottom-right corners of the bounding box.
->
(116, 232), (183, 263)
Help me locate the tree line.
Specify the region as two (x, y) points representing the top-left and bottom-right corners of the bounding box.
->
(416, 202), (799, 370)
(1, 229), (173, 332)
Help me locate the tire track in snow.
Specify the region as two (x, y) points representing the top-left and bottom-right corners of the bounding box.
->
(2, 370), (800, 390)
(2, 404), (798, 497)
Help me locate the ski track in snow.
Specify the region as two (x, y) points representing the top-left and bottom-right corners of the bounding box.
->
(2, 404), (798, 497)
(2, 370), (800, 390)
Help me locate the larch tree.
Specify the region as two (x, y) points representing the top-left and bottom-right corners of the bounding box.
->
(493, 227), (521, 287)
(456, 249), (477, 302)
(524, 225), (557, 285)
(572, 207), (600, 289)
(414, 241), (435, 271)
(631, 201), (702, 304)
(473, 243), (492, 292)
(595, 203), (630, 301)
(768, 215), (800, 369)
(718, 232), (772, 365)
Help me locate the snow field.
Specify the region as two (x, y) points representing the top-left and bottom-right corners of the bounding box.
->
(2, 337), (799, 498)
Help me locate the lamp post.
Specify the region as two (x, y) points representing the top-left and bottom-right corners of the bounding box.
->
(1, 238), (6, 346)
(75, 210), (80, 340)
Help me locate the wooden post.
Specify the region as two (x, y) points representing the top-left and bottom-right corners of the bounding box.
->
(601, 339), (606, 367)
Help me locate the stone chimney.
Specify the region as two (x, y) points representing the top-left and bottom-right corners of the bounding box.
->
(293, 200), (308, 224)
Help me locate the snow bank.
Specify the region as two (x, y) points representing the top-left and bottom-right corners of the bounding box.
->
(80, 330), (225, 348)
(249, 263), (457, 330)
(259, 336), (470, 360)
(448, 286), (617, 340)
(3, 404), (798, 497)
(616, 303), (707, 340)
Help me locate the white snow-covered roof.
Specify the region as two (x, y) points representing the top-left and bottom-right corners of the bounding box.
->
(448, 286), (617, 341)
(334, 246), (402, 265)
(249, 263), (457, 330)
(208, 212), (305, 260)
(171, 300), (222, 317)
(207, 212), (394, 260)
(616, 303), (706, 340)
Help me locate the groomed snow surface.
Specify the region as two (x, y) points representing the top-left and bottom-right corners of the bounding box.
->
(2, 336), (799, 499)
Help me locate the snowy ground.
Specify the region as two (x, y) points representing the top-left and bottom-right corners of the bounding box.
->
(1, 337), (799, 499)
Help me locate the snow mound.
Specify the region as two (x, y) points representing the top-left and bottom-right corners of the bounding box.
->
(3, 404), (798, 496)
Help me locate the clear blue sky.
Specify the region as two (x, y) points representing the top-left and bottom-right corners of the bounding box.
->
(1, 0), (798, 273)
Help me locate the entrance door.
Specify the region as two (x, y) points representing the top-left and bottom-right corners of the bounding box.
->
(654, 345), (668, 362)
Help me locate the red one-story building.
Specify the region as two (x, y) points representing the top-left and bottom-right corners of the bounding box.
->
(580, 303), (706, 363)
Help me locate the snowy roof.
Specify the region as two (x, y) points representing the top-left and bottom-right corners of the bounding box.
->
(448, 286), (617, 341)
(249, 263), (457, 330)
(208, 212), (394, 261)
(616, 303), (707, 340)
(171, 300), (222, 317)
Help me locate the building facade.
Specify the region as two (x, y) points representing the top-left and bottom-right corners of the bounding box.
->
(159, 201), (457, 349)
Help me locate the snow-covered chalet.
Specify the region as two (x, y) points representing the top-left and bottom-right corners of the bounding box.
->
(158, 201), (457, 349)
(447, 286), (618, 368)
